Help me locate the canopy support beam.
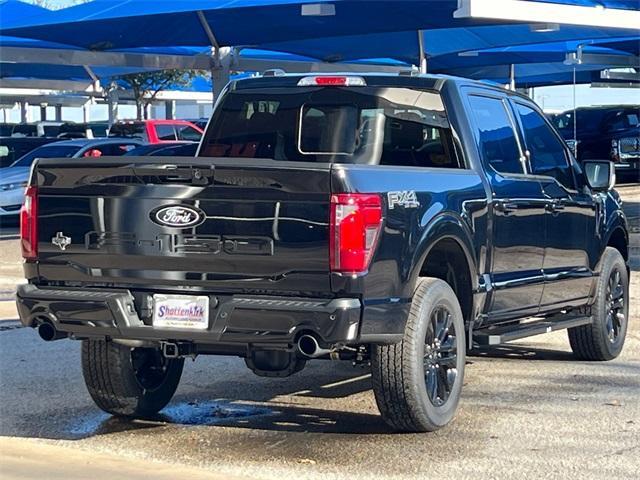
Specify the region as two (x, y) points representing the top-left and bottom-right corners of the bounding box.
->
(455, 0), (640, 30)
(600, 69), (640, 81)
(565, 50), (640, 68)
(0, 46), (213, 69)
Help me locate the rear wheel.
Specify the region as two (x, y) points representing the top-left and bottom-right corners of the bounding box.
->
(568, 247), (629, 361)
(81, 339), (184, 417)
(371, 278), (466, 432)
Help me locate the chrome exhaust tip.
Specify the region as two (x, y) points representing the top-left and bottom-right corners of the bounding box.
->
(34, 315), (66, 342)
(297, 335), (333, 358)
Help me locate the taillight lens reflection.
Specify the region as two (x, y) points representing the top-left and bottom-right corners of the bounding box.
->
(330, 193), (382, 274)
(20, 186), (38, 259)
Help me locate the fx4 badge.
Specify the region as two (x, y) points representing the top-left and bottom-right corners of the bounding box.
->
(52, 232), (71, 251)
(388, 191), (420, 210)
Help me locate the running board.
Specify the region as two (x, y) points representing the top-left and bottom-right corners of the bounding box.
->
(473, 315), (593, 346)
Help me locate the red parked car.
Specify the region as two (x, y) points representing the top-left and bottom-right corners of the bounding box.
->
(108, 120), (203, 144)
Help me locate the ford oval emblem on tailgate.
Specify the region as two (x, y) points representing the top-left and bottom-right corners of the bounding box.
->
(151, 205), (205, 228)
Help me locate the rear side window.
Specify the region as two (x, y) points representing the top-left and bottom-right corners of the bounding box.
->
(109, 123), (146, 139)
(200, 86), (459, 168)
(156, 125), (177, 141)
(515, 103), (574, 190)
(468, 95), (523, 175)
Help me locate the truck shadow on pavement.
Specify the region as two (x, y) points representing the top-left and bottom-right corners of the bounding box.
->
(2, 365), (393, 440)
(470, 345), (577, 361)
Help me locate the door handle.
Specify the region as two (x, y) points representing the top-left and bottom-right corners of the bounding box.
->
(494, 200), (519, 215)
(545, 200), (566, 214)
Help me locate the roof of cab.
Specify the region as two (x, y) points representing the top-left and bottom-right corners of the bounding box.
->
(228, 72), (535, 100)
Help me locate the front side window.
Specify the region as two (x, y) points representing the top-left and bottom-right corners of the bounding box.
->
(199, 86), (459, 168)
(515, 103), (574, 190)
(468, 95), (523, 175)
(176, 125), (202, 141)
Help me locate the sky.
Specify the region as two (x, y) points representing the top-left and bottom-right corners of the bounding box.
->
(534, 84), (640, 112)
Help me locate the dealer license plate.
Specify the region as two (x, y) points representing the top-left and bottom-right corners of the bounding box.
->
(153, 294), (210, 330)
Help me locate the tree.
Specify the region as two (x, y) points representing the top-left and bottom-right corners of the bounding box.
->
(27, 0), (87, 10)
(114, 69), (204, 120)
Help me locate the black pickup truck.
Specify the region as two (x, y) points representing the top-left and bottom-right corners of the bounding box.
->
(16, 74), (630, 433)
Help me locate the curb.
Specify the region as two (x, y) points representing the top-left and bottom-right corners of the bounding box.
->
(0, 299), (18, 322)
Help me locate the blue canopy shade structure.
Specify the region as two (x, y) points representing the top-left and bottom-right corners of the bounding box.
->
(427, 37), (640, 71)
(1, 0), (483, 50)
(256, 25), (639, 66)
(0, 0), (52, 26)
(1, 0), (637, 92)
(447, 63), (637, 88)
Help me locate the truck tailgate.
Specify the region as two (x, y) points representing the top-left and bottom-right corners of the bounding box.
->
(33, 157), (332, 295)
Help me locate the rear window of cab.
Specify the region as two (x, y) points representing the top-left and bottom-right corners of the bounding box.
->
(200, 86), (462, 169)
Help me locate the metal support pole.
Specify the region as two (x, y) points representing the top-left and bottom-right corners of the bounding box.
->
(107, 95), (118, 127)
(107, 89), (118, 128)
(54, 105), (62, 121)
(572, 67), (578, 159)
(417, 30), (427, 74)
(211, 66), (230, 101)
(165, 100), (175, 120)
(40, 105), (47, 121)
(509, 64), (516, 91)
(20, 101), (29, 123)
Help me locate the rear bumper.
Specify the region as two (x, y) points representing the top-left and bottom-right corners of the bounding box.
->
(16, 284), (361, 348)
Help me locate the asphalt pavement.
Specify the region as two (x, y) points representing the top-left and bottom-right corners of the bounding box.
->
(0, 187), (638, 480)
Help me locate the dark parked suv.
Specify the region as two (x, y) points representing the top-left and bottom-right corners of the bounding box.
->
(551, 105), (640, 180)
(17, 74), (630, 433)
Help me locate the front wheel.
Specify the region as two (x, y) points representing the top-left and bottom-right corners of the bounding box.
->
(81, 339), (184, 417)
(568, 247), (629, 361)
(371, 278), (466, 432)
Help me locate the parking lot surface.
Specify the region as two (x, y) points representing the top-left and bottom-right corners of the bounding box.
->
(0, 186), (638, 480)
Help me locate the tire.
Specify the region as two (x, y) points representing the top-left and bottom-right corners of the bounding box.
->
(371, 278), (466, 432)
(81, 339), (184, 417)
(568, 247), (629, 361)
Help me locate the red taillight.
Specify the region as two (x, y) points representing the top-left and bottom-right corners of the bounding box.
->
(330, 194), (383, 274)
(20, 186), (38, 259)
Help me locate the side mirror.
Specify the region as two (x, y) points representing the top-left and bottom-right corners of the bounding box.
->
(583, 160), (615, 192)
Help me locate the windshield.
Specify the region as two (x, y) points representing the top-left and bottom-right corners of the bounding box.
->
(11, 145), (81, 167)
(200, 86), (458, 168)
(11, 125), (37, 137)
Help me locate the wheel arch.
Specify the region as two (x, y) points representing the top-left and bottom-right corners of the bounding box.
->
(605, 226), (629, 263)
(409, 213), (479, 327)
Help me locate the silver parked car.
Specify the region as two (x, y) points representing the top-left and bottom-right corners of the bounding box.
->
(0, 138), (142, 218)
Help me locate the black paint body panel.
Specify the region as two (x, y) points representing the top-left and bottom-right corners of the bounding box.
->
(19, 75), (629, 347)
